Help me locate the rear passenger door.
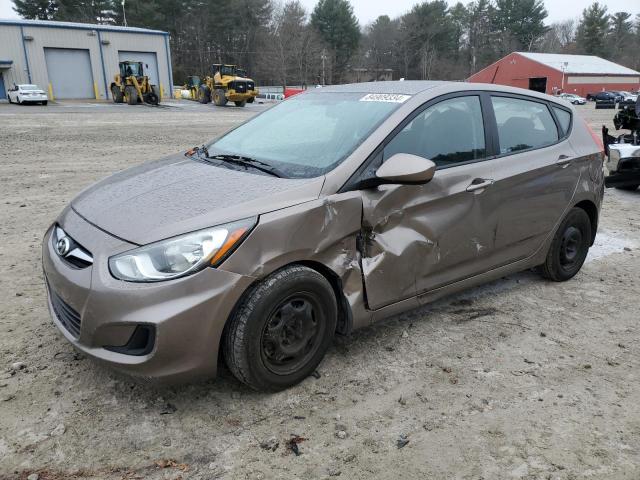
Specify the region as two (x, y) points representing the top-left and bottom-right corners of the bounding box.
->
(487, 95), (579, 266)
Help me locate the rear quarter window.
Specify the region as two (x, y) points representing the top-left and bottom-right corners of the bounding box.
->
(491, 96), (559, 154)
(552, 106), (572, 137)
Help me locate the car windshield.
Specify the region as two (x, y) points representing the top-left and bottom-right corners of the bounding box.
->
(208, 91), (405, 178)
(20, 85), (38, 91)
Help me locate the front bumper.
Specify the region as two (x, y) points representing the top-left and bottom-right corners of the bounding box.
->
(42, 207), (254, 383)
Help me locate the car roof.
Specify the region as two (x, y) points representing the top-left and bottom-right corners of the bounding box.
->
(319, 81), (447, 95)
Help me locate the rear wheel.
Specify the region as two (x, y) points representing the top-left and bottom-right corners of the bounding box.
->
(246, 96), (255, 104)
(616, 185), (639, 191)
(41, 101), (48, 106)
(213, 88), (228, 107)
(540, 208), (591, 282)
(125, 85), (137, 105)
(234, 100), (247, 107)
(198, 85), (211, 104)
(111, 85), (124, 103)
(223, 265), (337, 391)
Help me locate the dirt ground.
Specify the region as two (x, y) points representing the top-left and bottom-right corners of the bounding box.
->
(0, 100), (639, 480)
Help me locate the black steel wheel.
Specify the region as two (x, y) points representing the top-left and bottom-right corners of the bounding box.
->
(223, 265), (337, 391)
(260, 294), (324, 376)
(540, 207), (591, 281)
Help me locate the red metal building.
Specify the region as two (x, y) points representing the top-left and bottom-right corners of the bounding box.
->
(468, 52), (640, 97)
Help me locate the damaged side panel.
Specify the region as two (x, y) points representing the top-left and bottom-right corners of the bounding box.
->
(360, 163), (500, 311)
(219, 191), (372, 330)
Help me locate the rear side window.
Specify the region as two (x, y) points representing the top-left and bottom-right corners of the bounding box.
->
(552, 106), (572, 136)
(491, 96), (559, 154)
(383, 96), (486, 167)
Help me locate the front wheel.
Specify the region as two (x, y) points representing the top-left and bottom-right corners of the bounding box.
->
(198, 85), (210, 104)
(223, 265), (337, 391)
(213, 88), (228, 106)
(125, 85), (137, 105)
(540, 208), (591, 282)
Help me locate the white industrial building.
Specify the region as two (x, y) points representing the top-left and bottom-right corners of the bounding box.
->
(0, 19), (173, 101)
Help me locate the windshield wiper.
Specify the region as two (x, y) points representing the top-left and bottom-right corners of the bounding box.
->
(208, 153), (286, 178)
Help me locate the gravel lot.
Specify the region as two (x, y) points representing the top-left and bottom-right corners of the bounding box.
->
(0, 100), (639, 480)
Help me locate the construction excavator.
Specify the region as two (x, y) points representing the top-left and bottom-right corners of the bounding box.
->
(111, 61), (160, 105)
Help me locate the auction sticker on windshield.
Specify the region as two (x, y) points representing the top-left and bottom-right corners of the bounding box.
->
(360, 93), (411, 103)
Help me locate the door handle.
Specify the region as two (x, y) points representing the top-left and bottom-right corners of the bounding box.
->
(466, 178), (494, 192)
(557, 154), (573, 167)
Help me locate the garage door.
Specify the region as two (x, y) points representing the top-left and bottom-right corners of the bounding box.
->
(118, 51), (159, 87)
(44, 48), (94, 99)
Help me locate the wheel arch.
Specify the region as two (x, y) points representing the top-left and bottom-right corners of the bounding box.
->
(574, 199), (598, 245)
(219, 259), (354, 359)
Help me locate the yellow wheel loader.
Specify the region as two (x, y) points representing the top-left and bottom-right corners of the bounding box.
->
(111, 61), (160, 106)
(196, 64), (258, 107)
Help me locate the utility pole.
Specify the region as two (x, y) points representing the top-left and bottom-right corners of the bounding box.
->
(122, 0), (127, 27)
(321, 49), (327, 86)
(561, 61), (568, 91)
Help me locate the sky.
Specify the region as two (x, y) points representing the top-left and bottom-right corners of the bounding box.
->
(0, 0), (638, 25)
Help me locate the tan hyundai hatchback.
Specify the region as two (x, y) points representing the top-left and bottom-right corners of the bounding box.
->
(43, 81), (605, 391)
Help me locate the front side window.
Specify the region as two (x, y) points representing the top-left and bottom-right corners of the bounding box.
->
(492, 96), (559, 154)
(383, 96), (486, 167)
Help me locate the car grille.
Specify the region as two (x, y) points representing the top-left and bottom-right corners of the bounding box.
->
(48, 283), (82, 338)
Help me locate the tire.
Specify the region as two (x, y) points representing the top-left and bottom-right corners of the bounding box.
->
(146, 86), (160, 105)
(540, 208), (591, 282)
(213, 88), (228, 107)
(7, 96), (11, 104)
(111, 86), (124, 103)
(234, 100), (247, 107)
(198, 85), (211, 104)
(125, 85), (137, 105)
(615, 185), (639, 191)
(42, 101), (47, 106)
(246, 96), (255, 104)
(223, 265), (337, 391)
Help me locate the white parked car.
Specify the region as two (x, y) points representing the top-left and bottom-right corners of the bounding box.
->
(7, 84), (48, 105)
(618, 91), (638, 102)
(558, 93), (587, 105)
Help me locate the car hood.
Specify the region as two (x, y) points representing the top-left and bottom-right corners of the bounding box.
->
(71, 154), (325, 245)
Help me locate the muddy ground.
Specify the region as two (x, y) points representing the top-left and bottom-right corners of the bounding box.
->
(0, 101), (639, 480)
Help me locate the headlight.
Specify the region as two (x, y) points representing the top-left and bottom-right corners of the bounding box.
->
(109, 218), (256, 282)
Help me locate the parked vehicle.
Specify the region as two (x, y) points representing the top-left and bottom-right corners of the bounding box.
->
(608, 91), (624, 102)
(594, 91), (618, 109)
(618, 91), (638, 102)
(558, 93), (586, 105)
(604, 103), (640, 190)
(7, 84), (48, 105)
(43, 82), (605, 391)
(111, 61), (159, 105)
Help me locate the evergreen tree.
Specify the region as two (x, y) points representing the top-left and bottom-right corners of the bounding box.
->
(12, 0), (57, 19)
(576, 2), (610, 56)
(311, 0), (360, 83)
(492, 0), (548, 52)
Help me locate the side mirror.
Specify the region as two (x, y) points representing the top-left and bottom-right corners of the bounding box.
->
(375, 153), (436, 184)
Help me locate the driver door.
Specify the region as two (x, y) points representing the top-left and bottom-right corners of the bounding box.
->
(358, 94), (502, 310)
